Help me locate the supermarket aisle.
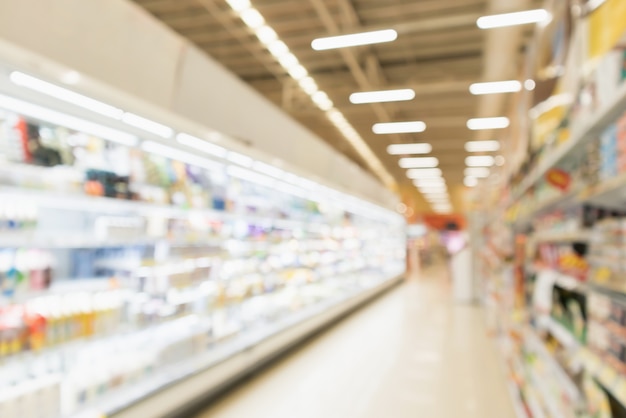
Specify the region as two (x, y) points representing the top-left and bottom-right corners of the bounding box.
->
(197, 267), (516, 418)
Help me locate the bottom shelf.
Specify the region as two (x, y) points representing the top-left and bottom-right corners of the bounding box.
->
(72, 274), (403, 418)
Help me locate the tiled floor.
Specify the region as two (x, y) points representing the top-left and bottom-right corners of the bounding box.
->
(197, 267), (516, 418)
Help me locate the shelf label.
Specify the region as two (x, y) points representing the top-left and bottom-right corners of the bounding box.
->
(546, 168), (571, 191)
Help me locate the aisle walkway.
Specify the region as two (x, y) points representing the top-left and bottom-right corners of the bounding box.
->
(197, 268), (515, 418)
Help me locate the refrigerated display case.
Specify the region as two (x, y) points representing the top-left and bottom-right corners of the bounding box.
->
(0, 72), (406, 418)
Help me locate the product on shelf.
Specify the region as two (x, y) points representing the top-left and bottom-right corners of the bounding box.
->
(0, 90), (406, 418)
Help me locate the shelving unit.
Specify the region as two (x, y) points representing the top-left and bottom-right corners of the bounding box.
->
(0, 53), (407, 418)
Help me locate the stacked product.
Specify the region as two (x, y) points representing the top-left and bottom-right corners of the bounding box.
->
(0, 92), (406, 417)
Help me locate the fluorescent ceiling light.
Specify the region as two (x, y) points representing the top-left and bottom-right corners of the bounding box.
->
(399, 157), (439, 169)
(373, 121), (426, 134)
(10, 71), (124, 119)
(469, 80), (522, 95)
(176, 133), (228, 158)
(312, 91), (333, 110)
(311, 29), (398, 51)
(467, 117), (510, 130)
(524, 79), (536, 91)
(466, 155), (495, 167)
(142, 141), (223, 171)
(465, 167), (490, 178)
(350, 89), (415, 104)
(287, 65), (308, 80)
(299, 77), (318, 95)
(464, 177), (478, 187)
(387, 143), (432, 155)
(414, 178), (446, 186)
(255, 26), (277, 44)
(226, 0), (251, 12)
(122, 112), (173, 138)
(465, 140), (501, 152)
(278, 53), (299, 69)
(0, 93), (138, 147)
(406, 168), (442, 179)
(268, 40), (289, 58)
(477, 9), (550, 29)
(418, 186), (448, 193)
(240, 8), (265, 29)
(227, 151), (254, 167)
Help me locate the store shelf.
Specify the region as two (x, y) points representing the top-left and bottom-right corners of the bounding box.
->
(532, 230), (591, 243)
(580, 171), (626, 209)
(546, 317), (580, 350)
(506, 381), (530, 418)
(0, 232), (226, 249)
(579, 348), (626, 411)
(525, 329), (582, 404)
(0, 187), (322, 230)
(69, 274), (403, 418)
(527, 363), (566, 418)
(514, 187), (583, 229)
(510, 80), (626, 206)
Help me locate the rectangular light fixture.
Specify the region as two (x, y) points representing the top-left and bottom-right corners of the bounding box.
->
(122, 112), (173, 138)
(419, 186), (448, 194)
(311, 29), (398, 51)
(255, 26), (278, 45)
(240, 8), (265, 29)
(10, 71), (124, 120)
(142, 141), (223, 171)
(469, 80), (522, 95)
(413, 178), (445, 186)
(226, 0), (251, 12)
(406, 168), (442, 179)
(465, 167), (490, 178)
(176, 133), (228, 158)
(227, 151), (254, 167)
(350, 89), (415, 104)
(467, 117), (510, 130)
(477, 9), (550, 29)
(466, 155), (495, 167)
(312, 91), (333, 111)
(464, 177), (478, 187)
(299, 77), (318, 95)
(373, 121), (426, 134)
(0, 93), (138, 147)
(399, 157), (438, 169)
(387, 143), (432, 155)
(465, 140), (501, 152)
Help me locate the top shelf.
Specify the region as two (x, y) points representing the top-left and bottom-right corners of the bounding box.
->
(510, 80), (626, 206)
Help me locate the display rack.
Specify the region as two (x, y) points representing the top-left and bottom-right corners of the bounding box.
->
(0, 60), (406, 418)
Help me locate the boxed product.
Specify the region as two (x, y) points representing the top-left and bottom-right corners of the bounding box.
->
(600, 124), (619, 179)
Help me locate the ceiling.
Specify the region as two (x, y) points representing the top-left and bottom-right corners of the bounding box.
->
(131, 0), (538, 212)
